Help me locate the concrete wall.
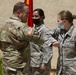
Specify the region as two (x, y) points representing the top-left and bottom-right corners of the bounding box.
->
(0, 0), (76, 70)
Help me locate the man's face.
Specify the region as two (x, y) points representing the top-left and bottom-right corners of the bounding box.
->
(20, 6), (29, 23)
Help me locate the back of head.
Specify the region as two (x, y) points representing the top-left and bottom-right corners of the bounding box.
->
(13, 2), (29, 23)
(13, 2), (28, 14)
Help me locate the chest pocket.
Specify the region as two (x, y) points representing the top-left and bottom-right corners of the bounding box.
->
(63, 41), (74, 49)
(62, 36), (76, 59)
(62, 36), (75, 48)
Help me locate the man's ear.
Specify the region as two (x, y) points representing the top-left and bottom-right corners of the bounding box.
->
(16, 10), (21, 14)
(16, 10), (22, 18)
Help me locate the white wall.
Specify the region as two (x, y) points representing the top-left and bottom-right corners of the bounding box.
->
(34, 0), (76, 29)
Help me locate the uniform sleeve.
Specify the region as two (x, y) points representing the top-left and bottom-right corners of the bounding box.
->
(42, 30), (57, 46)
(41, 43), (53, 64)
(40, 29), (56, 64)
(22, 26), (45, 46)
(74, 33), (76, 49)
(52, 28), (60, 40)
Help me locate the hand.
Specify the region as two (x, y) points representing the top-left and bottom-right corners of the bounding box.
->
(28, 28), (33, 35)
(40, 64), (46, 71)
(53, 41), (59, 47)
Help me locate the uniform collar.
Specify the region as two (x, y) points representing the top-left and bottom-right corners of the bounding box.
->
(10, 16), (21, 22)
(35, 24), (44, 30)
(65, 25), (75, 37)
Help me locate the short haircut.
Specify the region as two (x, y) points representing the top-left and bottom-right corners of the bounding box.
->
(13, 2), (28, 14)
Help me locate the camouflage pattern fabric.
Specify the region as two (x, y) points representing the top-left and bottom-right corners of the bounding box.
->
(53, 25), (76, 75)
(0, 17), (44, 75)
(30, 24), (56, 75)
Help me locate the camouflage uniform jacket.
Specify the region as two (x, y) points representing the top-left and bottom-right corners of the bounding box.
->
(0, 17), (44, 69)
(53, 25), (76, 75)
(30, 23), (56, 67)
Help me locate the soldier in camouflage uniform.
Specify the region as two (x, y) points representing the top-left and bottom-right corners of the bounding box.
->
(30, 8), (59, 75)
(52, 10), (76, 75)
(0, 2), (45, 75)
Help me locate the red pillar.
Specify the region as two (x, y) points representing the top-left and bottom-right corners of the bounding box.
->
(24, 0), (33, 27)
